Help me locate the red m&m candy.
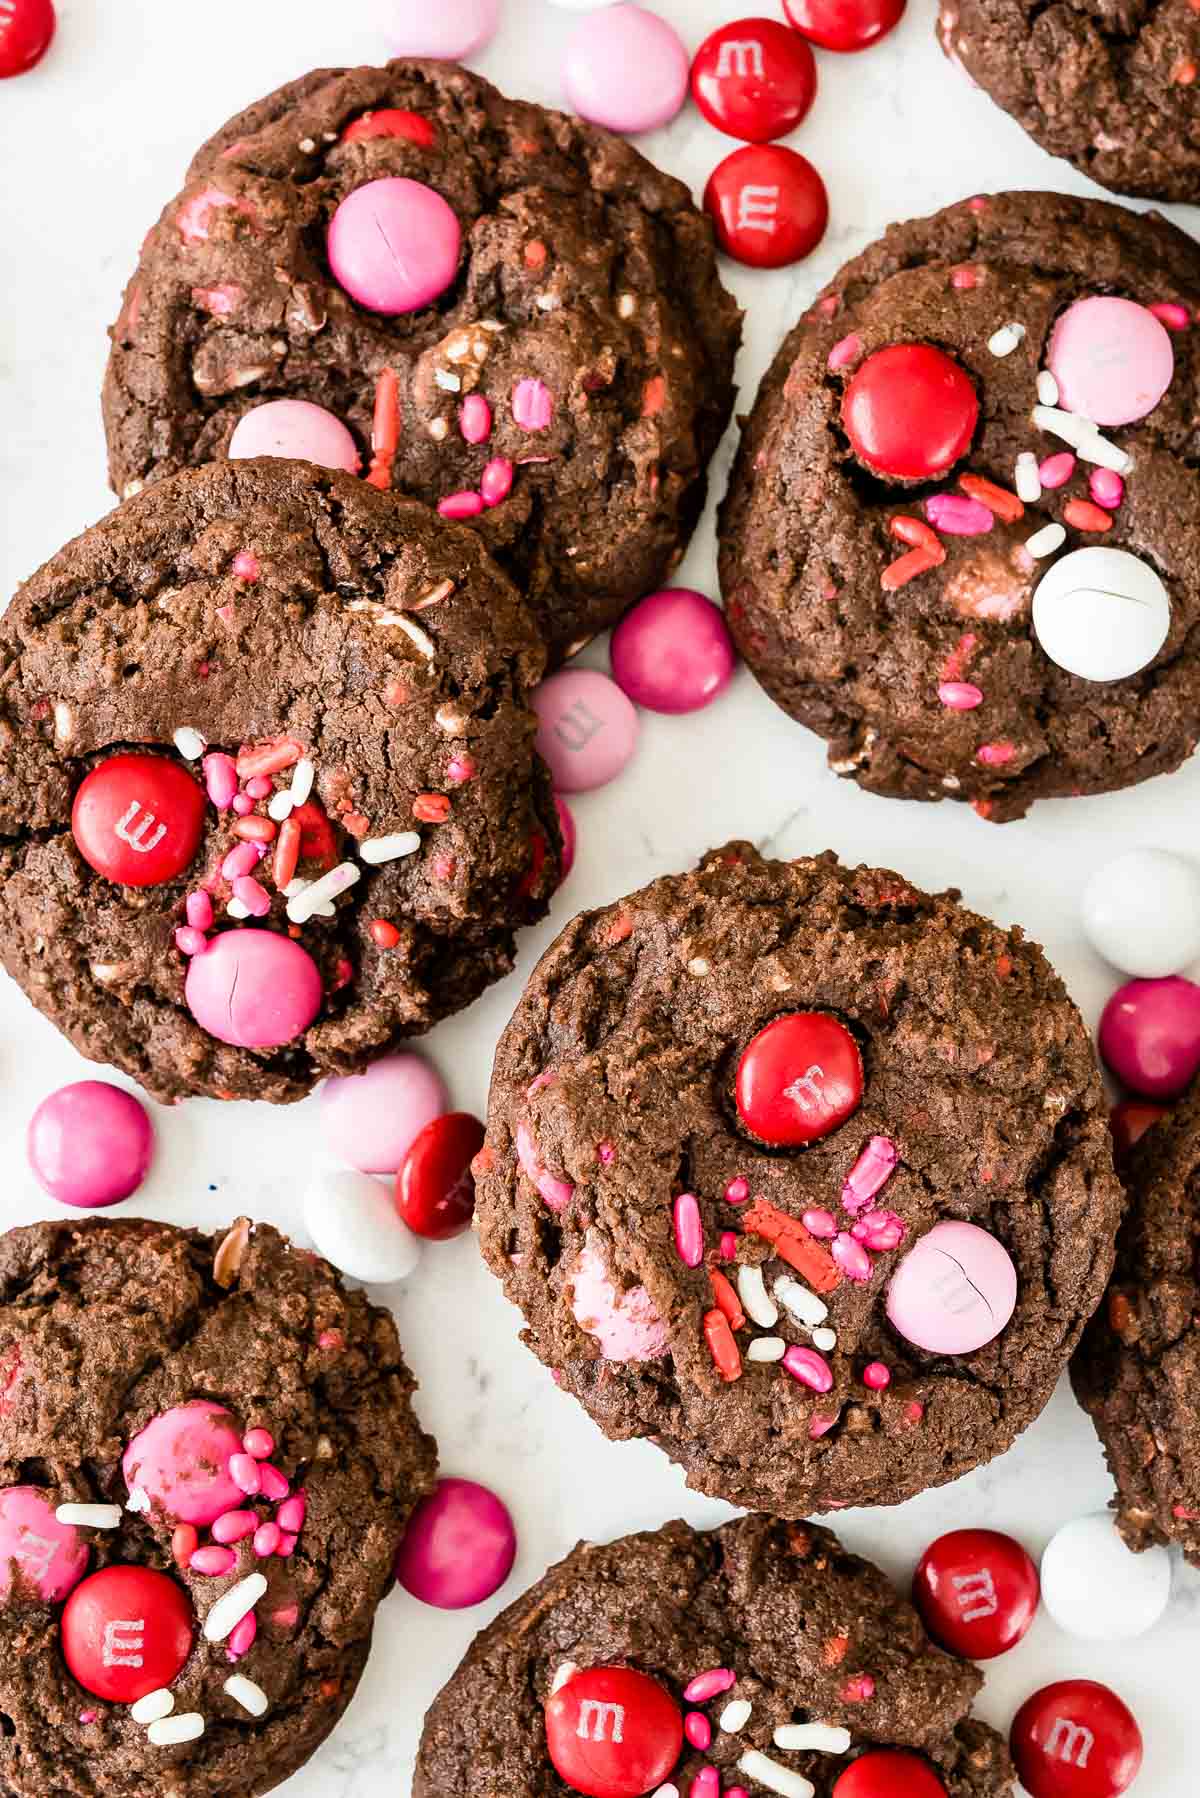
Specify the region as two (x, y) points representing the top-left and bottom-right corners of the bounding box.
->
(913, 1529), (1039, 1659)
(545, 1666), (683, 1798)
(72, 754), (206, 888)
(833, 1751), (947, 1798)
(736, 1012), (863, 1146)
(1010, 1681), (1143, 1798)
(783, 0), (906, 53)
(1109, 1098), (1167, 1163)
(0, 0), (55, 78)
(691, 19), (817, 144)
(841, 344), (978, 480)
(60, 1565), (195, 1703)
(704, 145), (828, 269)
(396, 1112), (485, 1241)
(340, 108), (436, 148)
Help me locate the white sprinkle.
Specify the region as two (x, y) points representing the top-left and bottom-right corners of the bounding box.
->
(411, 579), (455, 613)
(125, 1486), (151, 1515)
(687, 957), (710, 977)
(618, 294), (637, 319)
(289, 758), (315, 806)
(393, 614), (436, 660)
(54, 702), (74, 743)
(148, 1713), (205, 1746)
(738, 1265), (779, 1329)
(650, 1787), (679, 1798)
(987, 321), (1026, 357)
(479, 319), (504, 334)
(1078, 433), (1132, 474)
(1036, 369), (1059, 406)
(286, 861), (360, 924)
(746, 1337), (786, 1363)
(550, 1661), (579, 1695)
(1032, 404), (1100, 451)
(360, 831), (422, 866)
(298, 137), (316, 154)
(435, 703), (469, 736)
(942, 773), (961, 790)
(434, 369), (462, 392)
(720, 1700), (753, 1734)
(774, 1276), (828, 1330)
(738, 1749), (815, 1798)
(429, 418), (449, 442)
(443, 331), (472, 362)
(172, 727), (206, 760)
(122, 478), (145, 499)
(56, 1503), (122, 1529)
(268, 789), (294, 822)
(811, 1327), (838, 1353)
(131, 1689), (175, 1725)
(774, 1723), (852, 1754)
(204, 1573), (268, 1644)
(1014, 451), (1042, 503)
(223, 1675), (269, 1718)
(226, 897), (251, 920)
(536, 293), (560, 312)
(1026, 522), (1067, 559)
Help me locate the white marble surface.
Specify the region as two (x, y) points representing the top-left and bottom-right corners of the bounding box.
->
(1, 0), (1198, 1791)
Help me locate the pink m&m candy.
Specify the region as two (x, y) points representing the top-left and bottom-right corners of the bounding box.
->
(533, 670), (639, 793)
(185, 929), (322, 1049)
(381, 0), (501, 58)
(327, 178), (460, 315)
(563, 5), (690, 135)
(886, 1220), (1017, 1354)
(610, 588), (736, 715)
(0, 1487), (89, 1605)
(27, 1081), (154, 1210)
(123, 1401), (246, 1526)
(395, 1477), (516, 1609)
(228, 399), (360, 472)
(1047, 296), (1175, 428)
(1098, 975), (1200, 1098)
(320, 1052), (449, 1174)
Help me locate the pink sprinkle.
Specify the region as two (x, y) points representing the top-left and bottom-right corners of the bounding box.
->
(725, 1177), (750, 1205)
(840, 1136), (898, 1215)
(186, 891), (213, 931)
(938, 681), (984, 711)
(232, 549), (260, 582)
(831, 1233), (873, 1282)
(1172, 1504), (1200, 1520)
(809, 1411), (839, 1440)
(683, 1669), (736, 1703)
(216, 604), (237, 628)
(190, 1544), (237, 1576)
(432, 853), (456, 882)
(1039, 452), (1076, 489)
(950, 266), (978, 289)
(232, 792), (254, 816)
(863, 1362), (891, 1391)
(480, 457), (514, 507)
(598, 1141), (616, 1166)
(905, 1400), (925, 1425)
(1150, 301), (1190, 331)
(783, 1345), (834, 1393)
(460, 394), (493, 444)
(227, 1611), (257, 1659)
(438, 490), (485, 520)
(245, 775), (271, 800)
(243, 1428), (274, 1459)
(446, 754), (477, 785)
(232, 875), (271, 917)
(221, 842), (259, 881)
(841, 1674), (876, 1703)
(1089, 468), (1125, 510)
(802, 1208), (838, 1240)
(278, 1532), (298, 1558)
(229, 1453), (261, 1496)
(211, 1509), (257, 1544)
(726, 1788), (750, 1798)
(967, 195), (988, 213)
(512, 377), (554, 431)
(271, 1604), (299, 1629)
(926, 494), (994, 536)
(526, 1071), (557, 1098)
(685, 1713), (713, 1751)
(941, 631), (977, 680)
(817, 293), (839, 317)
(276, 1492), (306, 1534)
(852, 1209), (906, 1252)
(254, 1522), (282, 1557)
(673, 1192), (704, 1268)
(719, 1230), (738, 1261)
(259, 1464), (290, 1502)
(977, 740), (1015, 766)
(204, 752), (239, 810)
(175, 926), (208, 957)
(317, 1329), (342, 1352)
(690, 1769), (720, 1798)
(827, 333), (862, 371)
(79, 1711), (97, 1725)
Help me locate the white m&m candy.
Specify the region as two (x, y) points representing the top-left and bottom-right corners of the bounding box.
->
(303, 1170), (421, 1284)
(1033, 547), (1170, 682)
(1040, 1513), (1170, 1642)
(1082, 849), (1200, 978)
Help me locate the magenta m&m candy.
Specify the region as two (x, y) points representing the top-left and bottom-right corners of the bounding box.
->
(320, 1052), (449, 1174)
(1047, 296), (1174, 428)
(185, 929), (322, 1049)
(395, 1476), (516, 1609)
(27, 1081), (154, 1210)
(1010, 1681), (1142, 1798)
(545, 1665), (684, 1798)
(533, 669), (640, 793)
(0, 1488), (89, 1606)
(736, 1012), (863, 1147)
(913, 1529), (1039, 1659)
(0, 0), (55, 79)
(691, 19), (818, 144)
(228, 399), (360, 472)
(704, 144), (828, 269)
(610, 588), (736, 715)
(555, 795), (576, 882)
(783, 0), (906, 52)
(833, 1753), (947, 1798)
(327, 178), (461, 315)
(842, 344), (978, 479)
(396, 1112), (485, 1241)
(61, 1565), (195, 1704)
(380, 0), (501, 59)
(123, 1401), (247, 1525)
(72, 753), (207, 888)
(887, 1221), (1017, 1354)
(562, 5), (690, 135)
(1098, 975), (1200, 1097)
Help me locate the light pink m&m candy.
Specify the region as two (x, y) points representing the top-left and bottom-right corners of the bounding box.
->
(327, 178), (460, 315)
(887, 1220), (1017, 1354)
(381, 0), (501, 58)
(0, 1487), (89, 1605)
(610, 588), (736, 714)
(123, 1401), (246, 1526)
(533, 669), (639, 793)
(1098, 976), (1200, 1098)
(228, 399), (360, 472)
(563, 5), (690, 135)
(186, 929), (322, 1049)
(320, 1052), (449, 1174)
(395, 1476), (516, 1609)
(27, 1081), (154, 1209)
(1047, 296), (1175, 427)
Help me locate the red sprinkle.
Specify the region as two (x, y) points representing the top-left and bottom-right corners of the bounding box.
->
(365, 367), (400, 491)
(890, 515), (943, 556)
(1063, 497), (1113, 532)
(882, 547), (942, 592)
(703, 1308), (743, 1383)
(171, 1525), (199, 1569)
(413, 792), (451, 824)
(709, 1268), (746, 1330)
(950, 266), (979, 289)
(641, 375), (667, 417)
(742, 1197), (841, 1294)
(959, 473), (1023, 522)
(841, 1675), (876, 1703)
(273, 816), (302, 890)
(236, 740), (302, 779)
(233, 815), (277, 843)
(370, 919), (401, 949)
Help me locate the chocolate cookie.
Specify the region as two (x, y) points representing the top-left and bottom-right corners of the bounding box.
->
(0, 1215), (437, 1798)
(1073, 1078), (1200, 1564)
(718, 191), (1200, 822)
(475, 843), (1122, 1516)
(937, 0), (1200, 202)
(414, 1515), (1015, 1798)
(101, 58), (742, 663)
(0, 457), (558, 1104)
